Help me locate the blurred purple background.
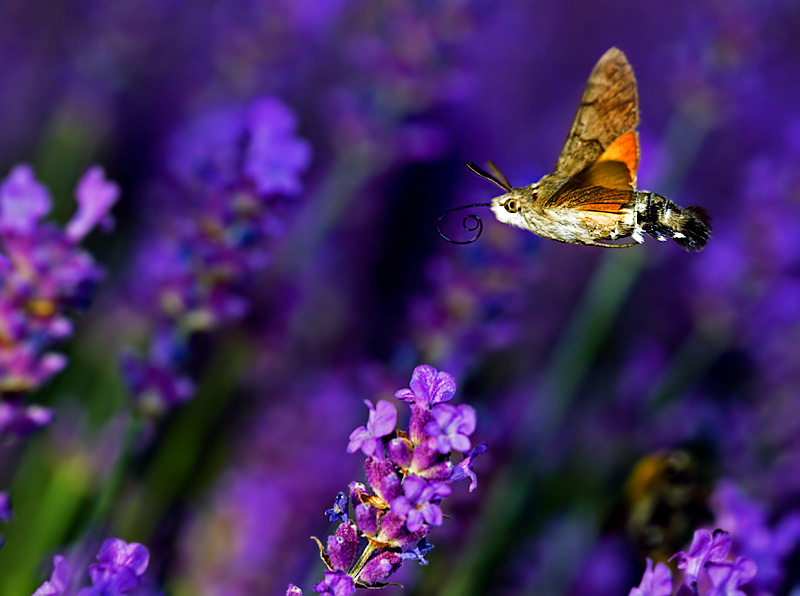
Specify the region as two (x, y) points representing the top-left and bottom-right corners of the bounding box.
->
(1, 0), (800, 594)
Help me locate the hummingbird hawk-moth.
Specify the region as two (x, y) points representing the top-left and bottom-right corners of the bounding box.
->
(438, 47), (711, 250)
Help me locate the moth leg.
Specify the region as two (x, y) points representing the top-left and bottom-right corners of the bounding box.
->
(589, 240), (640, 249)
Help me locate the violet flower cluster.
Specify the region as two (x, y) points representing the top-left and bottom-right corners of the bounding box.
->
(287, 365), (487, 595)
(0, 164), (119, 439)
(629, 529), (756, 596)
(121, 97), (311, 415)
(711, 480), (800, 592)
(32, 538), (149, 596)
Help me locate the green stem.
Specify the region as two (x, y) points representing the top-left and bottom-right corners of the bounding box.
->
(118, 336), (249, 542)
(350, 541), (379, 582)
(79, 413), (143, 538)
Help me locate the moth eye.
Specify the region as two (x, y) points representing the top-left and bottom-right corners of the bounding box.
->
(505, 200), (518, 213)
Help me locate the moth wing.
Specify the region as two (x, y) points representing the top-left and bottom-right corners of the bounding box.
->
(553, 185), (635, 213)
(543, 130), (640, 210)
(553, 47), (640, 180)
(594, 130), (640, 189)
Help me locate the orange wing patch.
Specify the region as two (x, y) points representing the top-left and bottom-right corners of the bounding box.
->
(575, 160), (633, 191)
(560, 186), (634, 213)
(597, 130), (640, 188)
(578, 200), (628, 213)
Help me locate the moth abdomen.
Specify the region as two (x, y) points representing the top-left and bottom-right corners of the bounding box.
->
(637, 193), (712, 252)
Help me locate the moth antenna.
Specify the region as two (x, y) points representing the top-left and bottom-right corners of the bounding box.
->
(436, 202), (492, 244)
(466, 161), (512, 191)
(486, 161), (512, 190)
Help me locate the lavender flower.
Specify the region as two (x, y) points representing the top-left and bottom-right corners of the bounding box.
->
(347, 400), (397, 460)
(390, 476), (451, 532)
(394, 364), (456, 409)
(327, 522), (358, 571)
(627, 529), (757, 596)
(711, 480), (800, 590)
(670, 529), (731, 588)
(32, 538), (149, 596)
(298, 365), (486, 592)
(122, 96), (310, 413)
(167, 97), (311, 196)
(706, 557), (757, 596)
(425, 403), (476, 454)
(0, 164), (118, 438)
(357, 550), (402, 586)
(31, 556), (70, 596)
(311, 570), (355, 596)
(394, 365), (456, 447)
(399, 538), (433, 566)
(325, 492), (349, 523)
(628, 558), (672, 596)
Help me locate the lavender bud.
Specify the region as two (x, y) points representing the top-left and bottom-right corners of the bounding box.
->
(327, 523), (358, 571)
(358, 551), (402, 586)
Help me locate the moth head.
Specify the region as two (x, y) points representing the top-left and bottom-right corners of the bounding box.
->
(491, 191), (528, 229)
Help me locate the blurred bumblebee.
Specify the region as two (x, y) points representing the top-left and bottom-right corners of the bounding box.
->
(622, 450), (713, 561)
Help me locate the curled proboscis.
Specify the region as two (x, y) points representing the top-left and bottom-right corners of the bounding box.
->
(435, 203), (492, 244)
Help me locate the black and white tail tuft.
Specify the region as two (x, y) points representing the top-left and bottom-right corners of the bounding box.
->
(638, 193), (712, 251)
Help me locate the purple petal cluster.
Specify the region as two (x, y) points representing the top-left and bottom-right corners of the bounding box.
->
(311, 570), (354, 596)
(705, 557), (757, 596)
(0, 164), (118, 438)
(296, 365), (486, 592)
(347, 400), (397, 460)
(32, 538), (149, 596)
(628, 558), (672, 596)
(711, 480), (800, 590)
(122, 96), (310, 413)
(627, 529), (758, 596)
(670, 529), (732, 588)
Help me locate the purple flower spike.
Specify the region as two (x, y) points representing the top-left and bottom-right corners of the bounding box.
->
(286, 585), (304, 596)
(358, 550), (402, 585)
(347, 400), (397, 460)
(707, 557), (757, 596)
(394, 365), (456, 408)
(67, 167), (120, 241)
(312, 570), (355, 595)
(426, 403), (476, 454)
(0, 165), (51, 233)
(306, 366), (483, 591)
(629, 558), (673, 596)
(671, 529), (731, 587)
(391, 476), (451, 532)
